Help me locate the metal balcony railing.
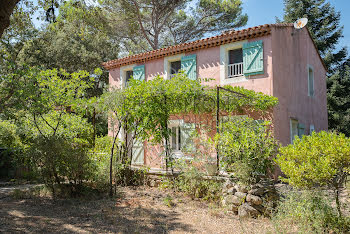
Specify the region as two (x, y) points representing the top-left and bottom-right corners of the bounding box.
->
(228, 62), (243, 78)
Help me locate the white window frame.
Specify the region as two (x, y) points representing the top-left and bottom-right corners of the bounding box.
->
(120, 64), (135, 88)
(167, 119), (194, 160)
(220, 40), (247, 85)
(307, 64), (315, 97)
(164, 54), (184, 80)
(290, 118), (299, 144)
(168, 119), (183, 158)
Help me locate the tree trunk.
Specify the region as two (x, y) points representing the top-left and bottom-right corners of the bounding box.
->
(109, 134), (118, 197)
(0, 0), (20, 38)
(335, 188), (342, 217)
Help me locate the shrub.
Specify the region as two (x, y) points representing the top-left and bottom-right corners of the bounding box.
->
(0, 120), (30, 179)
(273, 191), (350, 233)
(89, 135), (113, 188)
(31, 136), (95, 188)
(164, 161), (222, 202)
(275, 131), (350, 215)
(215, 116), (279, 184)
(0, 120), (22, 148)
(90, 136), (148, 188)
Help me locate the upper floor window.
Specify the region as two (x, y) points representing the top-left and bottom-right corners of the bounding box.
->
(308, 66), (314, 97)
(125, 70), (133, 85)
(228, 49), (243, 78)
(170, 60), (181, 78)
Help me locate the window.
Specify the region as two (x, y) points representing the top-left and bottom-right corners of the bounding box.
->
(290, 119), (299, 143)
(290, 119), (305, 143)
(164, 54), (184, 80)
(120, 64), (136, 88)
(171, 126), (181, 151)
(125, 70), (133, 85)
(310, 124), (315, 134)
(228, 49), (243, 78)
(168, 120), (195, 158)
(170, 60), (181, 78)
(308, 66), (314, 97)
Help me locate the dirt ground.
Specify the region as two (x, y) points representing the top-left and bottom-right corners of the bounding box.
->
(0, 185), (274, 234)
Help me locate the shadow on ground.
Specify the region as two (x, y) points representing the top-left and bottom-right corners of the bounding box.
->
(0, 193), (193, 233)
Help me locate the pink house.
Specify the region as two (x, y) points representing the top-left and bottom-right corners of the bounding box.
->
(103, 24), (328, 168)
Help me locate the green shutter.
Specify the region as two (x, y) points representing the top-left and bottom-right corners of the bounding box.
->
(181, 54), (197, 80)
(298, 123), (305, 137)
(133, 65), (145, 81)
(132, 139), (144, 165)
(180, 122), (196, 153)
(243, 40), (264, 76)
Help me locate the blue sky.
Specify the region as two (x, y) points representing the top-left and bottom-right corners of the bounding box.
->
(242, 0), (350, 49)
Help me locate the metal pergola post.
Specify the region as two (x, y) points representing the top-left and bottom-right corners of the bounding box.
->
(215, 86), (249, 174)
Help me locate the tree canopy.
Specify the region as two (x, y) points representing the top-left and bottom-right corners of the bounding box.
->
(102, 0), (248, 52)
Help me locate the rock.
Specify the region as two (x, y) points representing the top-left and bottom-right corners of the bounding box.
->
(223, 180), (235, 190)
(246, 194), (262, 205)
(227, 187), (237, 195)
(250, 183), (263, 190)
(251, 204), (265, 213)
(238, 203), (260, 218)
(229, 204), (239, 212)
(249, 187), (266, 196)
(149, 179), (156, 187)
(222, 195), (242, 206)
(235, 184), (248, 193)
(234, 192), (247, 200)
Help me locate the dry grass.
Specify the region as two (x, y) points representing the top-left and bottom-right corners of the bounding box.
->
(0, 186), (274, 233)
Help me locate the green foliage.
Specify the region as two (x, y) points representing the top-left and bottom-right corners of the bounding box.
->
(276, 131), (350, 189)
(273, 191), (350, 233)
(328, 66), (350, 137)
(89, 135), (113, 187)
(0, 120), (22, 148)
(163, 162), (222, 202)
(24, 112), (93, 143)
(20, 0), (118, 97)
(114, 163), (149, 186)
(215, 116), (279, 184)
(30, 135), (95, 186)
(102, 0), (247, 50)
(163, 195), (174, 207)
(275, 131), (350, 216)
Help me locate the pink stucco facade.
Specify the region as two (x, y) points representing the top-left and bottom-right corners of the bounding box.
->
(107, 25), (327, 169)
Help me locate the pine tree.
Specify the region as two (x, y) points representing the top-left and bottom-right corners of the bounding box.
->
(327, 66), (350, 136)
(282, 0), (347, 73)
(282, 0), (350, 135)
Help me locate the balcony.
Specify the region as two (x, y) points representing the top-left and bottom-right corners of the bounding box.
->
(228, 62), (243, 78)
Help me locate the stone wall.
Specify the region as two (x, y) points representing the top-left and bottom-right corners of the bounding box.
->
(221, 179), (279, 218)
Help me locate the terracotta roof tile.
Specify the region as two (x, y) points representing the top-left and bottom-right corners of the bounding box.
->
(102, 24), (291, 70)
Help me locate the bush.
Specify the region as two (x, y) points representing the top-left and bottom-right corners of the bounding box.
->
(273, 191), (350, 233)
(31, 136), (95, 188)
(90, 136), (148, 189)
(163, 161), (222, 202)
(215, 116), (279, 184)
(89, 135), (113, 188)
(0, 120), (22, 148)
(275, 131), (350, 215)
(0, 120), (29, 179)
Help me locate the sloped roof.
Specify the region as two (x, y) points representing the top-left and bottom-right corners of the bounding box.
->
(102, 23), (326, 71)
